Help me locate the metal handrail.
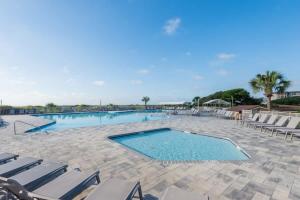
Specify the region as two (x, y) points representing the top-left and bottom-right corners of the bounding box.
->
(13, 120), (38, 135)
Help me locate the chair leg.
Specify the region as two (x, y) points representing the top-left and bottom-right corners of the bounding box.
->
(284, 132), (288, 140)
(138, 184), (143, 200)
(95, 175), (100, 184)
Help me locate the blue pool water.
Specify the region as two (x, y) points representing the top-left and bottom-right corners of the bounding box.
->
(111, 129), (249, 161)
(34, 111), (167, 131)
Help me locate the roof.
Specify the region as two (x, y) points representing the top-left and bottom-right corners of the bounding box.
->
(203, 99), (230, 105)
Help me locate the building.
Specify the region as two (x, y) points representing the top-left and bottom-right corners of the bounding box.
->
(271, 91), (300, 100)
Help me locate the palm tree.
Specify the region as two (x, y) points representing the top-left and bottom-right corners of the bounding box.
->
(141, 96), (150, 109)
(249, 71), (291, 110)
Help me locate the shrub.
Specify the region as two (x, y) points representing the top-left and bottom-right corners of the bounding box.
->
(272, 96), (300, 105)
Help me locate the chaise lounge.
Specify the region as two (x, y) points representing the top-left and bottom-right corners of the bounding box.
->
(269, 117), (300, 140)
(0, 153), (206, 200)
(246, 114), (270, 127)
(0, 153), (18, 164)
(260, 115), (290, 133)
(252, 114), (279, 131)
(0, 157), (42, 178)
(241, 113), (259, 126)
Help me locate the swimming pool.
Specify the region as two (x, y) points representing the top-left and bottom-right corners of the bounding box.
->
(110, 128), (249, 161)
(33, 110), (168, 131)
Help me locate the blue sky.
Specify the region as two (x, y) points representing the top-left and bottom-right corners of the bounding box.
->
(0, 0), (300, 106)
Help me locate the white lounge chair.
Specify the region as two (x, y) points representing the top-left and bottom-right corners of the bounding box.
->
(252, 115), (279, 131)
(247, 114), (270, 127)
(241, 113), (259, 126)
(261, 116), (290, 134)
(271, 117), (300, 140)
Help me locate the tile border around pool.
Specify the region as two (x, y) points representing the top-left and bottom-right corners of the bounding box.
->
(107, 127), (252, 164)
(25, 121), (57, 133)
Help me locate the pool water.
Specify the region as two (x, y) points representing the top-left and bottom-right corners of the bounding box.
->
(34, 111), (167, 131)
(111, 129), (249, 161)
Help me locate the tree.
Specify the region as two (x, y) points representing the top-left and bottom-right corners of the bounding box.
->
(192, 88), (262, 106)
(192, 96), (201, 107)
(45, 103), (58, 113)
(141, 96), (150, 109)
(272, 96), (300, 106)
(249, 71), (291, 110)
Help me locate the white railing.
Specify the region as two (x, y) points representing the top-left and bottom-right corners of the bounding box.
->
(13, 120), (38, 135)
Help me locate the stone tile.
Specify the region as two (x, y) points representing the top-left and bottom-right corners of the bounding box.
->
(252, 192), (270, 200)
(0, 115), (299, 199)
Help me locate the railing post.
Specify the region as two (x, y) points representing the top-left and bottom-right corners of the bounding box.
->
(14, 121), (16, 135)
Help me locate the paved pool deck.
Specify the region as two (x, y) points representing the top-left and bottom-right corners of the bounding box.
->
(0, 115), (300, 200)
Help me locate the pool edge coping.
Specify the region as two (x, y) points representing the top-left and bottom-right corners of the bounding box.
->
(107, 127), (252, 164)
(28, 111), (171, 133)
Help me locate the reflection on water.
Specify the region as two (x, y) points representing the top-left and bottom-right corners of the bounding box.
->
(36, 111), (167, 131)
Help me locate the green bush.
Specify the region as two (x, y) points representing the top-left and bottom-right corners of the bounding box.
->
(272, 96), (300, 105)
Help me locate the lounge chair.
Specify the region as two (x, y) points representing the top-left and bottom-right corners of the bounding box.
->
(32, 169), (100, 199)
(8, 161), (68, 191)
(216, 110), (226, 118)
(160, 186), (205, 200)
(0, 153), (18, 164)
(0, 169), (100, 200)
(0, 157), (42, 177)
(224, 111), (234, 119)
(0, 117), (3, 126)
(260, 116), (290, 133)
(241, 113), (259, 126)
(252, 115), (279, 131)
(246, 114), (270, 127)
(290, 130), (300, 140)
(85, 178), (143, 200)
(270, 117), (300, 140)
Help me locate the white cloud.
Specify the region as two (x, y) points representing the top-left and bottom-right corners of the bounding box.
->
(193, 75), (204, 80)
(209, 53), (236, 67)
(217, 53), (236, 61)
(93, 80), (105, 86)
(217, 69), (229, 76)
(130, 80), (143, 85)
(163, 17), (181, 35)
(137, 69), (150, 75)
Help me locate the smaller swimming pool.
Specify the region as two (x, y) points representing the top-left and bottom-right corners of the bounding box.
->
(110, 128), (249, 161)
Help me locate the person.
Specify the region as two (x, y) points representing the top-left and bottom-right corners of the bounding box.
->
(235, 110), (242, 124)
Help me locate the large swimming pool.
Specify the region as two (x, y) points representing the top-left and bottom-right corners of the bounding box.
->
(110, 128), (249, 161)
(33, 110), (168, 131)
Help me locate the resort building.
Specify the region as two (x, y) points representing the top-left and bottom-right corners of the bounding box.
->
(271, 90), (300, 100)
